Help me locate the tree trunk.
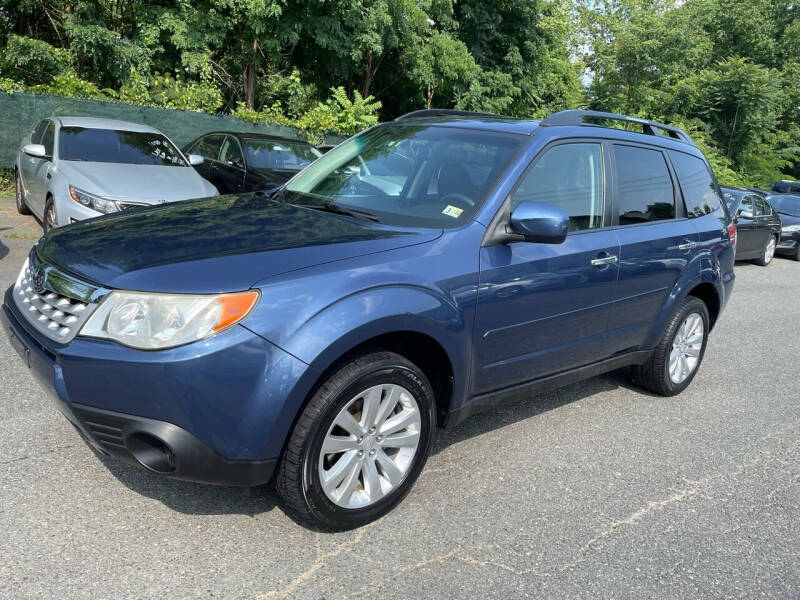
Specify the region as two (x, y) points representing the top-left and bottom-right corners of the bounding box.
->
(426, 83), (434, 109)
(363, 48), (374, 97)
(243, 38), (259, 110)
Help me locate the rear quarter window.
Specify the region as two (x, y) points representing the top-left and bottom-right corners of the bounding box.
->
(668, 150), (724, 218)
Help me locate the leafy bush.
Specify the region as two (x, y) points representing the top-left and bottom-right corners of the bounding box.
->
(0, 36), (71, 86)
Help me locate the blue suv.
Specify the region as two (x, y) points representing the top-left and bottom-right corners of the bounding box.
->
(2, 110), (735, 529)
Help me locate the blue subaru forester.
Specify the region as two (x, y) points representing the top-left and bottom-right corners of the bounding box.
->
(2, 110), (735, 529)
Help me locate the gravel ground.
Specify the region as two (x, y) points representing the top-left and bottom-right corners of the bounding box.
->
(0, 195), (798, 599)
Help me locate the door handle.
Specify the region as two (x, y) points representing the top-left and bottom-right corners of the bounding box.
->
(677, 240), (697, 251)
(591, 254), (618, 266)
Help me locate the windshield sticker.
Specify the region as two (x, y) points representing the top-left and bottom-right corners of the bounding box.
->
(442, 205), (464, 218)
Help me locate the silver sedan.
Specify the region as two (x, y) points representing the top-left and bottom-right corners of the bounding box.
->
(14, 116), (218, 231)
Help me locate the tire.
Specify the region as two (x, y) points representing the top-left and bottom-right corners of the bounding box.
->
(753, 235), (777, 266)
(43, 198), (56, 233)
(632, 296), (710, 396)
(15, 171), (31, 215)
(276, 351), (436, 530)
(792, 244), (800, 262)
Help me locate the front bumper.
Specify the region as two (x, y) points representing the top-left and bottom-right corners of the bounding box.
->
(776, 232), (799, 254)
(2, 286), (308, 486)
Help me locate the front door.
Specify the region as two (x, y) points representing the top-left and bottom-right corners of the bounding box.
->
(218, 136), (246, 193)
(473, 142), (620, 394)
(733, 194), (760, 256)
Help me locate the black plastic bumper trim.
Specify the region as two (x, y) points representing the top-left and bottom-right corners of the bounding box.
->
(70, 404), (277, 487)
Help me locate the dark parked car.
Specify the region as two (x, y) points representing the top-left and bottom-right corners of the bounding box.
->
(183, 132), (322, 194)
(772, 180), (800, 193)
(766, 193), (800, 260)
(721, 187), (782, 265)
(3, 109), (735, 530)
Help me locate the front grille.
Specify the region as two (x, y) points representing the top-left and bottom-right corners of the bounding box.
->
(72, 407), (128, 454)
(12, 252), (103, 343)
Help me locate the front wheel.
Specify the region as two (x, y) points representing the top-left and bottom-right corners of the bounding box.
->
(632, 297), (709, 396)
(753, 235), (777, 266)
(276, 351), (436, 530)
(15, 171), (31, 215)
(43, 199), (57, 233)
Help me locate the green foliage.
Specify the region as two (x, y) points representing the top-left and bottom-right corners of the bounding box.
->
(0, 35), (71, 86)
(232, 87), (382, 144)
(1, 0), (799, 185)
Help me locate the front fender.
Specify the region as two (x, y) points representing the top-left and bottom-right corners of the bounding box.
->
(642, 250), (725, 349)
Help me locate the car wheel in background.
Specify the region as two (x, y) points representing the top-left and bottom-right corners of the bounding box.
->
(277, 351), (435, 530)
(43, 198), (57, 233)
(754, 235), (777, 266)
(632, 296), (710, 396)
(15, 171), (31, 215)
(792, 245), (800, 262)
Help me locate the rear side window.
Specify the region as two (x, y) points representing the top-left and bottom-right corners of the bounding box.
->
(668, 150), (723, 218)
(511, 143), (604, 232)
(613, 145), (675, 224)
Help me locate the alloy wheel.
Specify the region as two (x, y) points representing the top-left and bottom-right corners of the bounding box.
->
(764, 237), (776, 263)
(45, 204), (56, 231)
(669, 312), (704, 384)
(15, 173), (24, 210)
(318, 383), (421, 509)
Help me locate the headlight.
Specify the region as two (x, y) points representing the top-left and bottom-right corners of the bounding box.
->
(80, 290), (260, 349)
(782, 224), (800, 232)
(69, 186), (119, 214)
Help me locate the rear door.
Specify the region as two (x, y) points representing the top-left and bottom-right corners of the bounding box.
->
(473, 141), (620, 393)
(604, 143), (699, 355)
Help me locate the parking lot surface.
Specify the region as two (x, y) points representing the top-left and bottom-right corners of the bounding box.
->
(0, 195), (798, 599)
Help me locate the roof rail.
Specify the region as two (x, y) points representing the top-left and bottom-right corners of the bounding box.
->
(395, 109), (503, 121)
(540, 110), (694, 145)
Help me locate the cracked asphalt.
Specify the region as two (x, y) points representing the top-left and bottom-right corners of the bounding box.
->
(0, 194), (798, 599)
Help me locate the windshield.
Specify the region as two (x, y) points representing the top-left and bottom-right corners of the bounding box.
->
(283, 124), (524, 227)
(58, 127), (187, 166)
(244, 138), (321, 171)
(767, 194), (800, 217)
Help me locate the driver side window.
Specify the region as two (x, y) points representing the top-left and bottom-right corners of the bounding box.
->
(220, 136), (244, 168)
(511, 143), (604, 231)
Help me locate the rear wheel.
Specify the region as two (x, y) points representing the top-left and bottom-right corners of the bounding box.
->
(15, 171), (31, 215)
(276, 351), (435, 530)
(632, 297), (709, 396)
(753, 235), (777, 266)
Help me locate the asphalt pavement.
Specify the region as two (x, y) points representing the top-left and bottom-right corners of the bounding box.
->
(0, 195), (797, 599)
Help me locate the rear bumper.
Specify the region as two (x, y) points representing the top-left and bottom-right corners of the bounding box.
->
(2, 286), (308, 486)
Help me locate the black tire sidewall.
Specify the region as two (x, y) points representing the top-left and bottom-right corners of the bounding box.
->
(15, 172), (27, 213)
(43, 201), (55, 232)
(660, 298), (710, 395)
(300, 360), (435, 529)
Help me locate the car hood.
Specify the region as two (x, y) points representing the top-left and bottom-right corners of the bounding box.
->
(37, 194), (442, 293)
(56, 160), (217, 202)
(778, 212), (800, 226)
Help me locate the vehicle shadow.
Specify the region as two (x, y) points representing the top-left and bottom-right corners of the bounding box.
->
(433, 369), (643, 454)
(0, 238), (8, 262)
(91, 369), (644, 522)
(93, 450), (279, 518)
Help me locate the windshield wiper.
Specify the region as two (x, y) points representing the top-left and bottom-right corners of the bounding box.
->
(296, 202), (380, 222)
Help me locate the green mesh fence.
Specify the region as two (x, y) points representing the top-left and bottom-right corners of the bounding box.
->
(0, 92), (332, 168)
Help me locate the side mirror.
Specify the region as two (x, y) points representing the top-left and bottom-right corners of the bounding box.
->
(187, 154), (204, 166)
(23, 143), (47, 158)
(509, 201), (569, 244)
(737, 209), (754, 219)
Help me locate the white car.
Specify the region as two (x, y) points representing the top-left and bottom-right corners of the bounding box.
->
(14, 117), (218, 231)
